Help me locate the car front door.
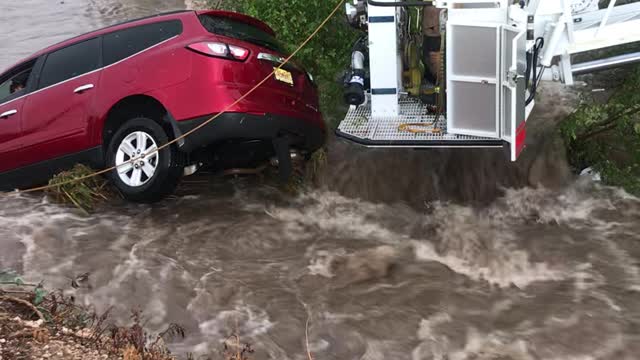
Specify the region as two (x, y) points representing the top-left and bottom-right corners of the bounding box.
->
(0, 58), (39, 173)
(20, 37), (102, 165)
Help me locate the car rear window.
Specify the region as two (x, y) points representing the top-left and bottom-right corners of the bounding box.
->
(103, 20), (183, 66)
(198, 15), (287, 54)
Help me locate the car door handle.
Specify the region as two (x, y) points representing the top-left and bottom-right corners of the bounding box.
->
(74, 84), (94, 94)
(0, 110), (17, 119)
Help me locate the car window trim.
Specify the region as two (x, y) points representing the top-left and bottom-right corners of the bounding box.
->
(1, 26), (180, 106)
(0, 92), (30, 108)
(0, 62), (32, 85)
(36, 67), (103, 94)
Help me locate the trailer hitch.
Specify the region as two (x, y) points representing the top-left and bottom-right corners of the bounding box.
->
(272, 137), (293, 183)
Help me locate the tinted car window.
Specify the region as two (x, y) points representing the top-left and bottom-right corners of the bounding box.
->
(38, 38), (101, 90)
(199, 15), (287, 54)
(103, 20), (183, 66)
(0, 59), (37, 103)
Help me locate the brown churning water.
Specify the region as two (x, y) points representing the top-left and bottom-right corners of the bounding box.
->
(1, 1), (640, 359)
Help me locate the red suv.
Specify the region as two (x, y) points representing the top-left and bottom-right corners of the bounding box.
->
(0, 10), (325, 202)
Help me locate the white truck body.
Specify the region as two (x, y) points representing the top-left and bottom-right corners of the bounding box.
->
(337, 0), (640, 161)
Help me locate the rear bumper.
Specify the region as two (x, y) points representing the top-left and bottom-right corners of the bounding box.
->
(175, 112), (326, 153)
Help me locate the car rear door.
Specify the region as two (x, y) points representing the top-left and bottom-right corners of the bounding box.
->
(0, 58), (40, 172)
(20, 37), (102, 165)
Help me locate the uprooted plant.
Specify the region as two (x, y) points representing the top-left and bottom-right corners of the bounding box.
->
(222, 334), (254, 360)
(94, 308), (186, 360)
(45, 164), (120, 214)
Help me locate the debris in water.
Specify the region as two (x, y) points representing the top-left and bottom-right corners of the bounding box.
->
(223, 334), (254, 360)
(69, 272), (91, 289)
(46, 164), (119, 214)
(328, 245), (399, 287)
(580, 167), (602, 182)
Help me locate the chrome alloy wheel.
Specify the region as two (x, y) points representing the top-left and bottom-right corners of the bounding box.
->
(115, 131), (159, 187)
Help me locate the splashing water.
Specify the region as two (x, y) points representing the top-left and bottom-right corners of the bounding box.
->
(2, 1), (640, 359)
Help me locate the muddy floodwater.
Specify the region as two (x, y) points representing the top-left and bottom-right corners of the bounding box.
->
(2, 1), (640, 359)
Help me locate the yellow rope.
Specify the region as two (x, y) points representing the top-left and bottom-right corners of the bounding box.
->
(397, 123), (442, 134)
(2, 0), (344, 196)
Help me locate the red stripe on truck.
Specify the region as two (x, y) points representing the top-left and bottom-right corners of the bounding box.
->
(515, 121), (526, 158)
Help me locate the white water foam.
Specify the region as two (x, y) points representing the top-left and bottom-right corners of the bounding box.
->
(488, 185), (613, 226)
(197, 303), (274, 343)
(266, 191), (408, 243)
(307, 245), (398, 288)
(191, 303), (274, 356)
(307, 248), (347, 278)
(270, 191), (564, 288)
(412, 316), (534, 360)
(416, 201), (565, 288)
(411, 312), (453, 360)
(184, 0), (208, 10)
(449, 328), (533, 360)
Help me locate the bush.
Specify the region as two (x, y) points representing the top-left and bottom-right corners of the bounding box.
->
(561, 66), (640, 195)
(46, 164), (117, 214)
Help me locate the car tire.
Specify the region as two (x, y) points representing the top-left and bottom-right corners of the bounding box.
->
(106, 117), (182, 203)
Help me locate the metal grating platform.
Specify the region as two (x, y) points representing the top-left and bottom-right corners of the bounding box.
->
(336, 95), (503, 148)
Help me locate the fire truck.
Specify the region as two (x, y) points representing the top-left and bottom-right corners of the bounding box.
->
(337, 0), (640, 160)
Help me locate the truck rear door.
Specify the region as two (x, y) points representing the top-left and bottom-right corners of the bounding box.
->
(446, 22), (502, 139)
(501, 25), (527, 161)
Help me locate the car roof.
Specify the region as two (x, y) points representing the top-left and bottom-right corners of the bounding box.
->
(18, 11), (191, 64)
(3, 9), (275, 72)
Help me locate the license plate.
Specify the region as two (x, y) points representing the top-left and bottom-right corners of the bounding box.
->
(274, 67), (293, 85)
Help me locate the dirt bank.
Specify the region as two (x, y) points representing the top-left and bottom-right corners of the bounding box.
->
(0, 276), (184, 360)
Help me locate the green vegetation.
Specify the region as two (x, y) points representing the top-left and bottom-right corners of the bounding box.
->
(561, 66), (640, 195)
(0, 271), (185, 359)
(46, 164), (117, 214)
(305, 147), (328, 184)
(212, 0), (359, 128)
(0, 270), (282, 359)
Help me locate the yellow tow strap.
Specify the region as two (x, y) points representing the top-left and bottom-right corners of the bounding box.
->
(397, 123), (442, 134)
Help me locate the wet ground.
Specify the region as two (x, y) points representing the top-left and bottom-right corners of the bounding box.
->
(2, 1), (640, 359)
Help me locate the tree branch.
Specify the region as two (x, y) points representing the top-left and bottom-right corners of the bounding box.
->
(0, 296), (45, 320)
(578, 122), (619, 142)
(576, 104), (640, 142)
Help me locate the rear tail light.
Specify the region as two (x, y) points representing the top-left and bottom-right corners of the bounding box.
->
(229, 46), (249, 59)
(187, 42), (250, 61)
